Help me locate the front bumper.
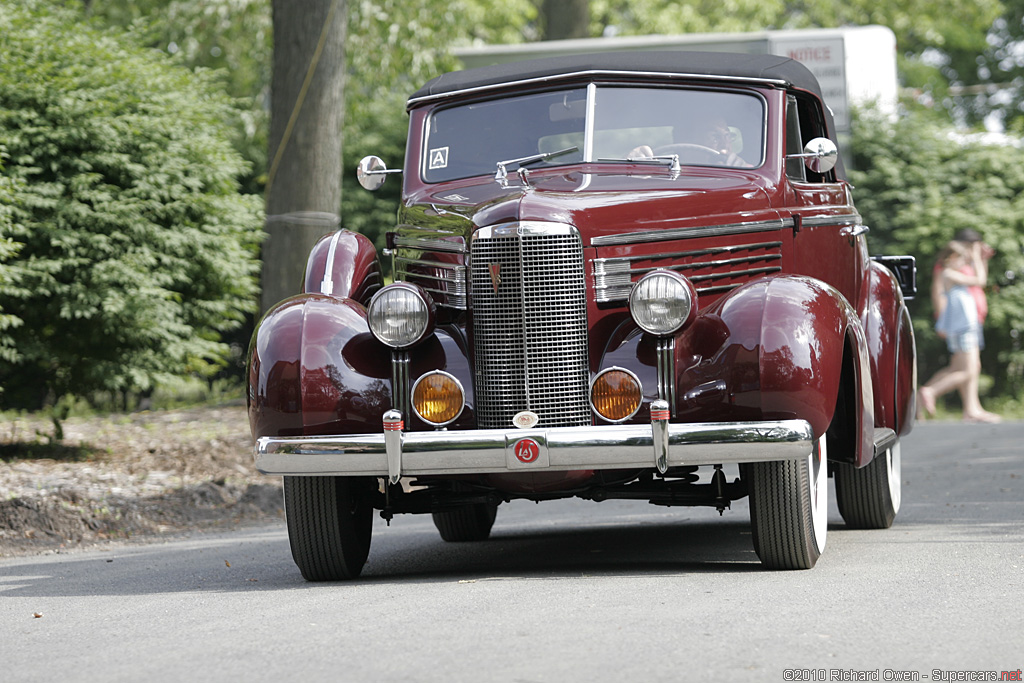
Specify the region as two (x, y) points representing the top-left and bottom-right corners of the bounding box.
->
(254, 406), (815, 482)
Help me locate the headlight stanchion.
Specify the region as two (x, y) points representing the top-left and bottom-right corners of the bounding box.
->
(628, 270), (697, 422)
(656, 337), (677, 418)
(391, 351), (411, 427)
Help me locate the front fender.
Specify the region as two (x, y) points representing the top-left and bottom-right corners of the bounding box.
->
(599, 275), (874, 462)
(861, 260), (917, 436)
(247, 294), (392, 439)
(302, 229), (382, 304)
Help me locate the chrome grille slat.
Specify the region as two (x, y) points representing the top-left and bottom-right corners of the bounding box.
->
(471, 224), (590, 429)
(594, 239), (783, 302)
(394, 235), (468, 310)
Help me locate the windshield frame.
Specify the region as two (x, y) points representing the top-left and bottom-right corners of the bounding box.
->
(420, 82), (769, 183)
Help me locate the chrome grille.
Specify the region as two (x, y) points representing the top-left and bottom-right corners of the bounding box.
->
(594, 240), (783, 302)
(470, 223), (590, 429)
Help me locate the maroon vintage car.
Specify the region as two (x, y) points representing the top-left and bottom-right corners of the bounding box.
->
(248, 51), (917, 580)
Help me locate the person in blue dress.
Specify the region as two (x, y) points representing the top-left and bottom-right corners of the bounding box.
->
(918, 236), (1000, 423)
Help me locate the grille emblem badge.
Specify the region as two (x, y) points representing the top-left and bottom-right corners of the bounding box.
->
(489, 263), (502, 293)
(513, 411), (539, 429)
(513, 438), (540, 464)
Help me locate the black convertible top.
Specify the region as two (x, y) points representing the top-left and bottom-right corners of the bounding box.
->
(408, 51), (823, 107)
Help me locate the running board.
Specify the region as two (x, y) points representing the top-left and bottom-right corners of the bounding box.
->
(873, 427), (897, 457)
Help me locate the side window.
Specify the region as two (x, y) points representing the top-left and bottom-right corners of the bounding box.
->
(785, 93), (838, 184)
(785, 96), (805, 181)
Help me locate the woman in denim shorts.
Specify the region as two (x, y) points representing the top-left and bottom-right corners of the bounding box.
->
(919, 240), (1000, 423)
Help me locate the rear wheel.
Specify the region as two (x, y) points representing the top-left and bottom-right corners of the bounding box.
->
(747, 436), (828, 569)
(283, 476), (374, 581)
(834, 441), (901, 529)
(432, 500), (498, 542)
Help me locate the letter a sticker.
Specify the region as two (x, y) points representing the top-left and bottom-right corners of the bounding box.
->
(429, 147), (449, 170)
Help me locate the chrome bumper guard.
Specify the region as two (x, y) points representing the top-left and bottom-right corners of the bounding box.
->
(254, 405), (815, 480)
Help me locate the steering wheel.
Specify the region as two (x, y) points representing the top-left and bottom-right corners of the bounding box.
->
(654, 143), (724, 161)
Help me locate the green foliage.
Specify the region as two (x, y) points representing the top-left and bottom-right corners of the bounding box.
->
(0, 154), (25, 370)
(81, 0), (272, 195)
(0, 0), (264, 410)
(850, 108), (1024, 397)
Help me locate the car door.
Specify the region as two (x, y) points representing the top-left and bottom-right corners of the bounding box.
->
(785, 92), (866, 309)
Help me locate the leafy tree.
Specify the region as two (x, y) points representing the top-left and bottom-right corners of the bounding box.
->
(0, 152), (24, 368)
(0, 0), (263, 411)
(850, 108), (1024, 400)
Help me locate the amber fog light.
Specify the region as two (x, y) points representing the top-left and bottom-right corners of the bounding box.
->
(591, 368), (643, 422)
(412, 371), (465, 426)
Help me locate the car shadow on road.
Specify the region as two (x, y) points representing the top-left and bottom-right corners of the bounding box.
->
(0, 513), (785, 597)
(362, 516), (766, 583)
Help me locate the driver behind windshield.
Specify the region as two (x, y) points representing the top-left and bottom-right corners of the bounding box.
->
(627, 112), (749, 167)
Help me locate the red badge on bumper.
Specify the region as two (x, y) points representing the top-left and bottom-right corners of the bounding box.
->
(514, 438), (540, 463)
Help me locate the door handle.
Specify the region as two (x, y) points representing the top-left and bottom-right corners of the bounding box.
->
(840, 225), (870, 238)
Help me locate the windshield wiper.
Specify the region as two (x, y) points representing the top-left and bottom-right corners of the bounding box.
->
(598, 155), (681, 172)
(495, 146), (579, 182)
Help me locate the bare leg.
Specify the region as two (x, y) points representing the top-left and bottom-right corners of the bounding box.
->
(960, 347), (1001, 422)
(919, 353), (971, 416)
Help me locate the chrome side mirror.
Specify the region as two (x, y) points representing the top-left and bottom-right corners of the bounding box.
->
(357, 155), (402, 191)
(785, 137), (839, 174)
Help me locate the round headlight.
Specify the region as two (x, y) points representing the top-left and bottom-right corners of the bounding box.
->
(629, 271), (695, 336)
(412, 371), (465, 426)
(591, 368), (643, 422)
(367, 284), (433, 348)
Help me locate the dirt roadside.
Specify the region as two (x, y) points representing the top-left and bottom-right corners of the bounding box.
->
(0, 403), (284, 557)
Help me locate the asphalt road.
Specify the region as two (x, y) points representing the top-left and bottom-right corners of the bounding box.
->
(2, 421), (1022, 682)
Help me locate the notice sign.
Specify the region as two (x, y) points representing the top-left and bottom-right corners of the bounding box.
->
(770, 36), (848, 131)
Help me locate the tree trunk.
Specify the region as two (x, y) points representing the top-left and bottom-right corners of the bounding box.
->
(262, 0), (347, 314)
(541, 0), (590, 41)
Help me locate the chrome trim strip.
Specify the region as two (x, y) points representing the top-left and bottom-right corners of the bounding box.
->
(407, 69), (789, 108)
(395, 256), (465, 271)
(629, 255), (782, 277)
(394, 235), (467, 253)
(801, 213), (861, 228)
(591, 218), (793, 246)
(319, 231), (343, 295)
(584, 83), (596, 162)
(591, 213), (861, 247)
(687, 266), (782, 282)
(255, 419), (814, 476)
(597, 241), (784, 265)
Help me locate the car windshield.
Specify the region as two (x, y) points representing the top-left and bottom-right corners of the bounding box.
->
(422, 85), (766, 183)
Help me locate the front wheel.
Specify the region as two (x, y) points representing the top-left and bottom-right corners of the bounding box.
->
(834, 441), (901, 529)
(283, 476), (374, 581)
(747, 436), (828, 569)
